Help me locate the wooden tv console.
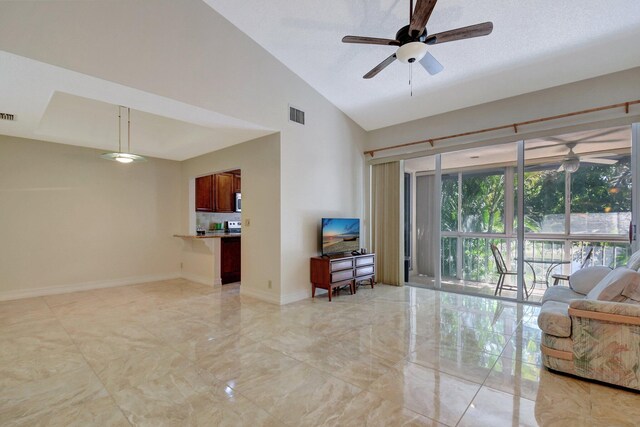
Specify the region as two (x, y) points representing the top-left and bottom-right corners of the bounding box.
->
(310, 253), (376, 301)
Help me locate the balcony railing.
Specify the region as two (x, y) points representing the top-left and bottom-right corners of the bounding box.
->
(441, 234), (630, 285)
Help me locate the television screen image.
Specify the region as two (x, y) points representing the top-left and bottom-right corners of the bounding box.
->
(322, 218), (360, 255)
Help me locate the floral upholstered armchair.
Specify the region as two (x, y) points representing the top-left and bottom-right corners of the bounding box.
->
(538, 252), (640, 390)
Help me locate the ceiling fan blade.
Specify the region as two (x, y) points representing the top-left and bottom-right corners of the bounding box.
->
(580, 158), (618, 165)
(582, 153), (618, 158)
(419, 51), (444, 75)
(426, 22), (493, 45)
(363, 54), (397, 79)
(545, 137), (571, 144)
(410, 0), (438, 37)
(525, 143), (566, 152)
(584, 139), (628, 144)
(342, 35), (401, 46)
(573, 128), (624, 143)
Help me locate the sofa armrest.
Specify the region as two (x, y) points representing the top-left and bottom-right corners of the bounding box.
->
(568, 299), (640, 325)
(538, 301), (571, 337)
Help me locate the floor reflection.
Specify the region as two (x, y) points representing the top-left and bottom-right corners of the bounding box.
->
(1, 280), (638, 426)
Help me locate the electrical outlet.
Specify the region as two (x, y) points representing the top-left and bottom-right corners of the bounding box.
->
(244, 218), (251, 227)
(268, 280), (272, 289)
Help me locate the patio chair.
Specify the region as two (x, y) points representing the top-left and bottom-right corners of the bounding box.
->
(551, 247), (593, 286)
(490, 244), (518, 296)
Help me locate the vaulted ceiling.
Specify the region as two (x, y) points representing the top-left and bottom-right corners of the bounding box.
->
(1, 0), (639, 159)
(206, 0), (640, 130)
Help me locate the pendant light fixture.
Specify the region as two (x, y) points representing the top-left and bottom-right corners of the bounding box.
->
(101, 106), (146, 164)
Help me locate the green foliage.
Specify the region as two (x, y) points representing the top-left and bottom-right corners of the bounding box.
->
(571, 158), (631, 214)
(462, 238), (505, 282)
(439, 155), (632, 283)
(441, 175), (458, 232)
(523, 169), (565, 232)
(461, 172), (505, 233)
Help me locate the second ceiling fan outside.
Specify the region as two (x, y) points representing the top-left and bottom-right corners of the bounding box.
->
(342, 0), (493, 79)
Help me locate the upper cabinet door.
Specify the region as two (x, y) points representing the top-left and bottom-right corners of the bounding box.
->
(195, 175), (213, 212)
(214, 173), (235, 212)
(233, 174), (241, 193)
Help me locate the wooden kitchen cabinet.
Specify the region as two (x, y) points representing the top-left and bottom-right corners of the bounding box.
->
(221, 237), (241, 284)
(214, 173), (235, 212)
(195, 171), (241, 213)
(195, 175), (213, 212)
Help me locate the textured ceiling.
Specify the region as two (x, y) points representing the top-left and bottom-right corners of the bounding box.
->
(205, 0), (640, 130)
(2, 0), (639, 158)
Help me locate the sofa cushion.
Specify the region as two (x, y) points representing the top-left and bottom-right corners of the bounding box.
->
(568, 266), (612, 295)
(586, 267), (640, 302)
(542, 286), (584, 304)
(626, 250), (640, 271)
(538, 301), (571, 337)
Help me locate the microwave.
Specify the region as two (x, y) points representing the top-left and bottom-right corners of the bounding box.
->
(235, 193), (241, 212)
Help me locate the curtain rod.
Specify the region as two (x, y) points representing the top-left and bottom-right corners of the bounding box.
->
(365, 99), (640, 157)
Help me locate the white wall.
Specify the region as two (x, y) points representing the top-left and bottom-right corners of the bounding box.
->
(180, 133), (282, 304)
(366, 67), (640, 159)
(0, 0), (368, 304)
(0, 135), (182, 300)
(279, 102), (366, 303)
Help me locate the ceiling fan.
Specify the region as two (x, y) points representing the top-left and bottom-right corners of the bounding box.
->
(555, 143), (618, 173)
(342, 0), (493, 79)
(526, 129), (622, 172)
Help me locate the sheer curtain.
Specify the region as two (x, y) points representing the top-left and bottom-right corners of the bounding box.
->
(416, 174), (437, 276)
(371, 161), (403, 286)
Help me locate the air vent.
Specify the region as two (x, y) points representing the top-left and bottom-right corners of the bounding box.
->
(289, 106), (305, 125)
(0, 113), (15, 121)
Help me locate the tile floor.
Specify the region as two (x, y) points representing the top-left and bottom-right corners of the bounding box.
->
(408, 274), (546, 303)
(1, 279), (639, 426)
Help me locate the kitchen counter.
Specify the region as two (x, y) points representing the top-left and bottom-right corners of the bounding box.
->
(174, 232), (241, 239)
(174, 232), (241, 286)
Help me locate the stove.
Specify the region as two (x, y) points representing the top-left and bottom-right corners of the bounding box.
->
(225, 221), (242, 233)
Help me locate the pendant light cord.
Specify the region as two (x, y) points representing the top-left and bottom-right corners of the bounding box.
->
(118, 106), (122, 153)
(101, 105), (145, 163)
(409, 63), (413, 97)
(127, 107), (131, 153)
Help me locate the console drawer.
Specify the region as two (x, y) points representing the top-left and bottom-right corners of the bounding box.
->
(355, 256), (374, 267)
(355, 265), (374, 277)
(331, 269), (353, 283)
(331, 259), (353, 272)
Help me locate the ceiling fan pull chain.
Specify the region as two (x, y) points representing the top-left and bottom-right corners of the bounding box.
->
(410, 63), (413, 97)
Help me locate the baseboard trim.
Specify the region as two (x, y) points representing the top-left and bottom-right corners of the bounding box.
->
(0, 273), (182, 302)
(239, 287), (311, 305)
(281, 289), (311, 305)
(240, 286), (281, 305)
(180, 272), (221, 286)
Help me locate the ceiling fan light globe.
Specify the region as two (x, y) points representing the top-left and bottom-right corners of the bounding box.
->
(563, 158), (580, 173)
(396, 42), (428, 64)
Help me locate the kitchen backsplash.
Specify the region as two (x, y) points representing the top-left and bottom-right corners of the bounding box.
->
(196, 212), (241, 230)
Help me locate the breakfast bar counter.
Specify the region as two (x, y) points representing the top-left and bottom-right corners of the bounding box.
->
(174, 232), (241, 285)
(174, 232), (241, 239)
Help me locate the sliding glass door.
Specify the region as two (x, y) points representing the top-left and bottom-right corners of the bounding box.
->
(522, 126), (633, 301)
(405, 124), (637, 303)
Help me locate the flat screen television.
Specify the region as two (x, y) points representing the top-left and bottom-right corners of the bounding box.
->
(321, 218), (360, 255)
